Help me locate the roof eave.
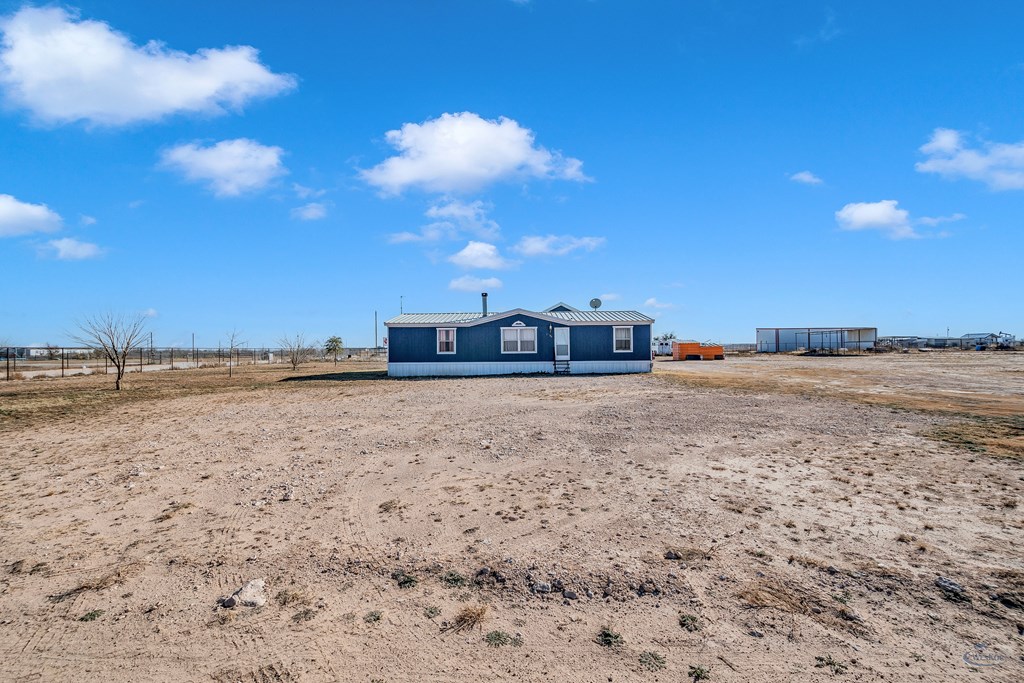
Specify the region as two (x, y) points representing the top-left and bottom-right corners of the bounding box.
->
(386, 308), (654, 327)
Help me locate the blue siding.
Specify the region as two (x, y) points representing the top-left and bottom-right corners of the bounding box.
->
(388, 315), (652, 364)
(570, 323), (651, 362)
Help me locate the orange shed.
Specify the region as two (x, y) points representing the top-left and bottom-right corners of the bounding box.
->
(672, 341), (725, 361)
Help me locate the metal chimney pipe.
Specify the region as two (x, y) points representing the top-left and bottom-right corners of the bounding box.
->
(482, 292), (488, 316)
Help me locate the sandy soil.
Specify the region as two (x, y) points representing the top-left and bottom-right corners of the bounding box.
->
(0, 353), (1022, 682)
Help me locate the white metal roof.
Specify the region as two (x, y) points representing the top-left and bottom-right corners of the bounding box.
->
(542, 302), (580, 312)
(386, 308), (653, 327)
(547, 310), (653, 323)
(386, 312), (498, 325)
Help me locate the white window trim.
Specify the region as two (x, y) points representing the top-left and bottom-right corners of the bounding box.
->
(500, 326), (538, 354)
(437, 328), (456, 354)
(613, 326), (634, 353)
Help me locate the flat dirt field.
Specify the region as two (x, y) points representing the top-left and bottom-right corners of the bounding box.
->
(0, 352), (1022, 682)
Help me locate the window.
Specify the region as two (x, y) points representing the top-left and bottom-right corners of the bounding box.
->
(501, 326), (537, 353)
(437, 328), (456, 354)
(613, 326), (633, 352)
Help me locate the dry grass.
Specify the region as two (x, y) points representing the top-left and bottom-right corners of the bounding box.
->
(657, 357), (1024, 458)
(275, 589), (310, 607)
(47, 560), (144, 603)
(738, 578), (870, 636)
(928, 415), (1024, 458)
(738, 579), (819, 615)
(443, 604), (488, 633)
(0, 361), (387, 433)
(154, 501), (194, 522)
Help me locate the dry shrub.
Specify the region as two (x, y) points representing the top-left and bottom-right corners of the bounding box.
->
(443, 604), (488, 633)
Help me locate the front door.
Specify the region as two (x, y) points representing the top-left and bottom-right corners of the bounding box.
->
(554, 327), (570, 360)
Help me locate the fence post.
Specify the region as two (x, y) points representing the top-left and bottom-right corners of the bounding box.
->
(5, 348), (9, 380)
(61, 348), (65, 378)
(140, 348), (144, 373)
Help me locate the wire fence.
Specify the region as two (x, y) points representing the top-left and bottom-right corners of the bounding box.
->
(2, 346), (386, 381)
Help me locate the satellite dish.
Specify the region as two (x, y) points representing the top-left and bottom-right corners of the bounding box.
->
(589, 298), (602, 310)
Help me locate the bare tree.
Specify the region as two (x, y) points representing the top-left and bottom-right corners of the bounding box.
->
(278, 333), (317, 371)
(226, 329), (246, 377)
(71, 312), (147, 390)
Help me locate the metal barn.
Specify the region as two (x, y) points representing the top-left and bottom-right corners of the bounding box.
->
(756, 327), (877, 353)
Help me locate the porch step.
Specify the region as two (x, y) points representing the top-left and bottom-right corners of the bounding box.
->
(554, 360), (571, 375)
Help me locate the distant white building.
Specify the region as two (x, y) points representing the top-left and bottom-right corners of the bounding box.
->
(652, 339), (674, 355)
(961, 332), (1015, 346)
(756, 327), (877, 353)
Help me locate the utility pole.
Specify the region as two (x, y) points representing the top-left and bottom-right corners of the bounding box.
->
(374, 311), (378, 351)
(400, 296), (404, 314)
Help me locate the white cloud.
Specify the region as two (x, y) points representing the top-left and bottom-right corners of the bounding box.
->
(128, 199), (144, 209)
(789, 170), (823, 185)
(426, 199), (499, 237)
(835, 200), (917, 239)
(513, 234), (605, 257)
(643, 297), (675, 309)
(0, 6), (295, 126)
(599, 292), (621, 301)
(916, 127), (1024, 190)
(449, 275), (503, 292)
(290, 202), (327, 221)
(292, 183), (325, 199)
(389, 199), (500, 243)
(46, 237), (102, 260)
(80, 214), (96, 226)
(143, 307), (158, 318)
(917, 212), (966, 227)
(448, 241), (514, 270)
(361, 112), (588, 194)
(796, 10), (840, 47)
(0, 193), (62, 236)
(388, 230), (432, 244)
(160, 138), (287, 196)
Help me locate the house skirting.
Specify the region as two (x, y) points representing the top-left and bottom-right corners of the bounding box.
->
(569, 361), (651, 374)
(387, 361), (652, 377)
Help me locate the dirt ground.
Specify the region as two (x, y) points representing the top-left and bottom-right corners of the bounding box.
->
(0, 352), (1022, 682)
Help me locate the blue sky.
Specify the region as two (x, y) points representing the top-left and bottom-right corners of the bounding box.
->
(1, 1), (1021, 347)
